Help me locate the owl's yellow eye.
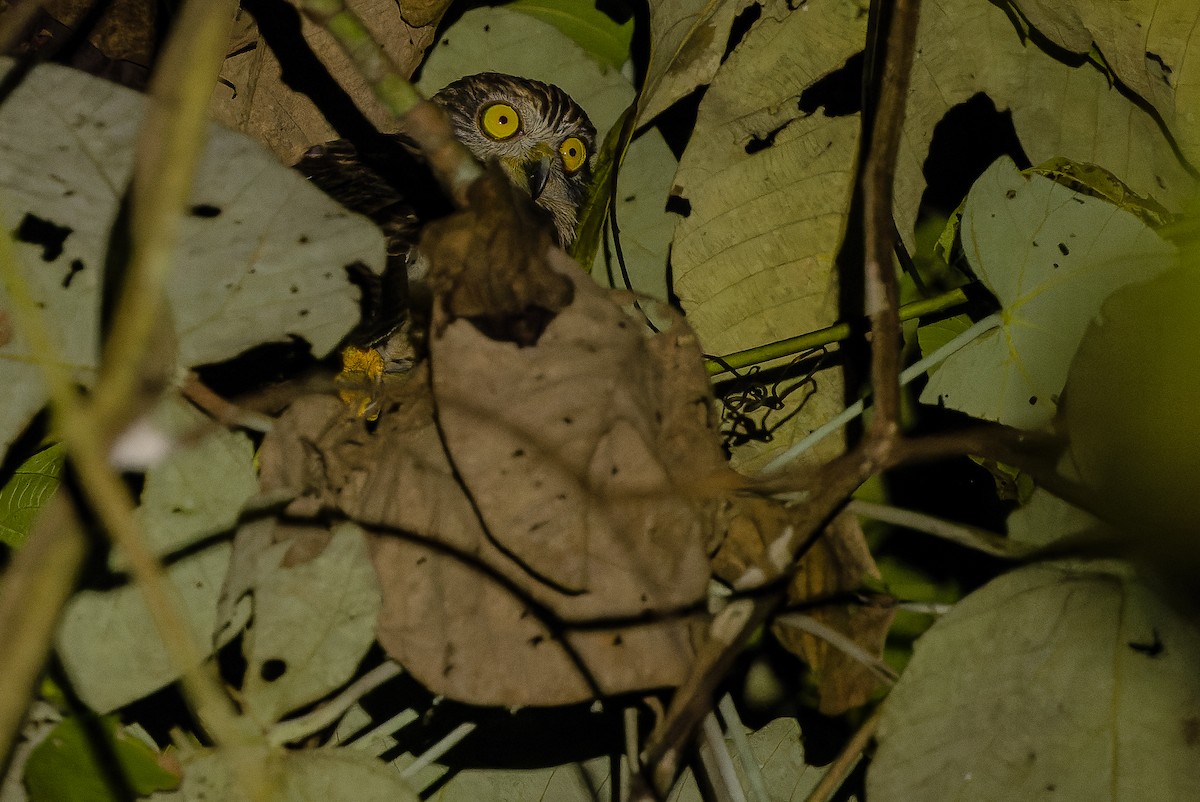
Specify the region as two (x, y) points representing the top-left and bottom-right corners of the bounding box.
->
(481, 103), (521, 140)
(559, 137), (587, 174)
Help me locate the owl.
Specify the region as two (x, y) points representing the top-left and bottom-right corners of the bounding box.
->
(297, 73), (595, 296)
(294, 73), (595, 410)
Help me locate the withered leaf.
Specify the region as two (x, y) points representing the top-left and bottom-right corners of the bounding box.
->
(210, 0), (451, 164)
(774, 513), (895, 715)
(257, 232), (731, 705)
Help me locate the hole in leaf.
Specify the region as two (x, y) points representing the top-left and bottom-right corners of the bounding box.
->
(260, 658), (287, 682)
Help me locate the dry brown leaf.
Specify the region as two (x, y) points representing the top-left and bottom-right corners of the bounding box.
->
(42, 0), (156, 64)
(210, 0), (451, 164)
(252, 166), (735, 705)
(711, 503), (893, 715)
(774, 513), (894, 715)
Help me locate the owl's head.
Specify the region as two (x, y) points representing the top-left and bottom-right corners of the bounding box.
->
(432, 73), (595, 246)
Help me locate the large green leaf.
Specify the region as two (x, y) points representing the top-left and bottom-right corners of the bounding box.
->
(508, 0), (634, 70)
(1007, 0), (1199, 165)
(55, 402), (258, 712)
(869, 560), (1200, 801)
(670, 0), (863, 471)
(242, 523), (380, 725)
(56, 541), (232, 713)
(919, 157), (1177, 429)
(895, 0), (1196, 246)
(0, 59), (384, 461)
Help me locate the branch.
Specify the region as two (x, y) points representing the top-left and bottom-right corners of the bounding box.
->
(0, 0), (253, 761)
(706, 286), (970, 378)
(296, 0), (482, 207)
(91, 0), (240, 428)
(0, 492), (87, 769)
(862, 0), (922, 442)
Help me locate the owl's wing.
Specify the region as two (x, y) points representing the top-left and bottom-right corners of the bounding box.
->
(294, 133), (452, 345)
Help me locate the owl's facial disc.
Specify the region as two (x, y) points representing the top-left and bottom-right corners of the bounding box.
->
(432, 72), (596, 245)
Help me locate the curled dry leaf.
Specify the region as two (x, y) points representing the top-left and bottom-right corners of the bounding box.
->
(256, 174), (736, 705)
(712, 504), (893, 715)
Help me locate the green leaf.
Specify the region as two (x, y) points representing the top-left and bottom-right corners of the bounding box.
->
(131, 400), (259, 559)
(242, 523), (380, 724)
(0, 443), (63, 549)
(56, 542), (234, 713)
(670, 1), (865, 472)
(919, 157), (1177, 429)
(870, 559), (1200, 801)
(157, 745), (419, 802)
(894, 0), (1194, 249)
(56, 401), (257, 712)
(667, 718), (823, 801)
(0, 58), (384, 462)
(1007, 0), (1198, 164)
(24, 715), (179, 801)
(508, 0), (633, 70)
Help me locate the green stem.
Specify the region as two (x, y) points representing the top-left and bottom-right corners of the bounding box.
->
(706, 286), (970, 377)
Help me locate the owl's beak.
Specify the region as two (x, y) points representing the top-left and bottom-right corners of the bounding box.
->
(523, 156), (552, 201)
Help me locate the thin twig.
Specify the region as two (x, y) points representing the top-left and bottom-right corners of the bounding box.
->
(802, 707), (881, 802)
(91, 0), (240, 427)
(269, 661), (403, 746)
(846, 499), (1036, 559)
(718, 695), (770, 802)
(706, 286), (970, 377)
(400, 722), (476, 779)
(0, 491), (88, 770)
(297, 0), (482, 207)
(775, 613), (898, 684)
(861, 0), (922, 440)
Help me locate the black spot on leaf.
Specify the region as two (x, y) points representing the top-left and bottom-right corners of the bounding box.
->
(1005, 189), (1017, 199)
(1057, 242), (1069, 255)
(1129, 630), (1164, 657)
(189, 203), (221, 218)
(1028, 396), (1037, 405)
(62, 259), (85, 288)
(260, 658), (287, 681)
(15, 213), (72, 262)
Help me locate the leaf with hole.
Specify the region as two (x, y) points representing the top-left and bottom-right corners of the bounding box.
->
(919, 157), (1177, 428)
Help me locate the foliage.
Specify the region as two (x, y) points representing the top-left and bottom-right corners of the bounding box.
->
(0, 0), (1196, 800)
